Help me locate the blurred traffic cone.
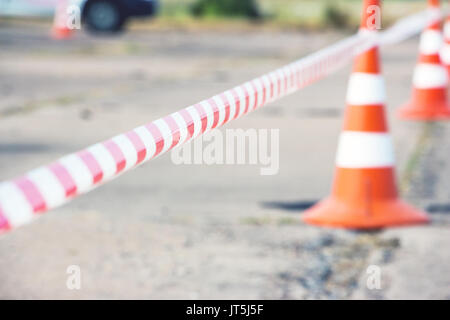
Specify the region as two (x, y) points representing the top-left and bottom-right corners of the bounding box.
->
(398, 0), (450, 120)
(52, 0), (73, 39)
(303, 0), (429, 229)
(440, 12), (450, 75)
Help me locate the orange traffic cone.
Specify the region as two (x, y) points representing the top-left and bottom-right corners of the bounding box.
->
(440, 11), (450, 75)
(398, 0), (450, 120)
(51, 0), (73, 40)
(303, 0), (429, 229)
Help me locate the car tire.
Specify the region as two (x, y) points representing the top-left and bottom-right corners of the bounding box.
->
(83, 0), (126, 34)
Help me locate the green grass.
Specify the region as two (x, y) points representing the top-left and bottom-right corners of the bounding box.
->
(400, 123), (434, 194)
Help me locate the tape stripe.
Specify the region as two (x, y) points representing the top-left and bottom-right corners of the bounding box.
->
(78, 150), (103, 184)
(234, 86), (246, 118)
(163, 115), (181, 150)
(240, 85), (251, 114)
(261, 75), (271, 103)
(134, 125), (157, 161)
(253, 78), (265, 109)
(125, 131), (147, 165)
(212, 95), (226, 127)
(170, 112), (189, 145)
(179, 109), (195, 140)
(206, 98), (220, 129)
(244, 82), (255, 110)
(152, 119), (173, 155)
(211, 96), (226, 128)
(251, 80), (259, 109)
(111, 135), (138, 171)
(185, 106), (203, 138)
(59, 154), (93, 193)
(230, 89), (241, 120)
(0, 206), (11, 232)
(27, 167), (66, 208)
(269, 72), (277, 99)
(220, 92), (232, 124)
(282, 67), (289, 92)
(103, 140), (126, 173)
(290, 66), (296, 89)
(277, 69), (284, 97)
(236, 85), (250, 116)
(48, 163), (77, 197)
(145, 123), (164, 157)
(287, 66), (293, 89)
(86, 144), (117, 181)
(193, 103), (208, 133)
(15, 178), (46, 213)
(198, 101), (214, 132)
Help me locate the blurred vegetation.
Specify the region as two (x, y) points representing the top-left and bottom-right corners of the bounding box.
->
(323, 2), (351, 29)
(139, 0), (427, 31)
(191, 0), (261, 19)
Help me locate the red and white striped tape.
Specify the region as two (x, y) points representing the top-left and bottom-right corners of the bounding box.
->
(0, 9), (437, 234)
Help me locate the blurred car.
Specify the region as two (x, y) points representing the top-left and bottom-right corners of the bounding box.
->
(0, 0), (159, 33)
(82, 0), (158, 33)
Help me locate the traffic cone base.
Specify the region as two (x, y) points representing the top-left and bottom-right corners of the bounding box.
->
(303, 167), (428, 229)
(398, 88), (450, 120)
(51, 28), (72, 40)
(303, 197), (429, 229)
(399, 102), (450, 120)
(51, 0), (73, 40)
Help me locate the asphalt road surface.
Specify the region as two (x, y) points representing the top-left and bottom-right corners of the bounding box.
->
(0, 20), (449, 299)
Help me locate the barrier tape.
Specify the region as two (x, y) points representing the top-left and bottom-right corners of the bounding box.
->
(0, 9), (438, 234)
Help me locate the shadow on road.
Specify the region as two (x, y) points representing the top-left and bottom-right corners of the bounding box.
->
(0, 143), (51, 154)
(260, 200), (318, 212)
(426, 203), (450, 214)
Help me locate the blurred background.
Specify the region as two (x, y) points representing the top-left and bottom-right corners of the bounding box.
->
(0, 0), (428, 32)
(1, 0), (450, 300)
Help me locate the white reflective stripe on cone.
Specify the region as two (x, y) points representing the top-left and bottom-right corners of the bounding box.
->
(346, 73), (386, 105)
(440, 44), (450, 65)
(413, 63), (448, 88)
(444, 21), (450, 39)
(419, 30), (443, 55)
(335, 132), (395, 168)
